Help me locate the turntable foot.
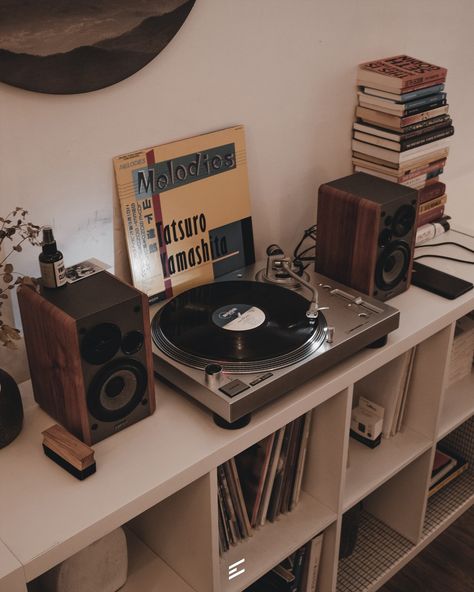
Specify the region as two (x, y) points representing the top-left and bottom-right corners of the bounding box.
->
(367, 335), (388, 349)
(213, 413), (251, 430)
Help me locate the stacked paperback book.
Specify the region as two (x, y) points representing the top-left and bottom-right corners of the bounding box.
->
(429, 447), (468, 497)
(353, 55), (454, 230)
(246, 533), (323, 592)
(218, 412), (312, 552)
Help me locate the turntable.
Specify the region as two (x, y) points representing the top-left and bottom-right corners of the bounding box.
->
(150, 245), (400, 426)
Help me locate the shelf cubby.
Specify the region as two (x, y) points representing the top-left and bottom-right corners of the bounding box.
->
(128, 472), (219, 592)
(437, 371), (474, 440)
(219, 389), (350, 592)
(425, 415), (474, 540)
(121, 529), (196, 592)
(220, 495), (334, 592)
(344, 429), (432, 512)
(337, 510), (414, 592)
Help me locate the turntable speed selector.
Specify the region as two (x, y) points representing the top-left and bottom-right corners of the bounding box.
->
(204, 363), (223, 387)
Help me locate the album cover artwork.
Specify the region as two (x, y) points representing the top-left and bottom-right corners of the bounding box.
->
(113, 125), (255, 303)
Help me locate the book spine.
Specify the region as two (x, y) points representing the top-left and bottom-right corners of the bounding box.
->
(418, 182), (446, 204)
(400, 126), (454, 151)
(400, 105), (449, 127)
(402, 166), (443, 184)
(417, 204), (445, 226)
(400, 114), (451, 134)
(400, 119), (452, 141)
(403, 94), (446, 114)
(397, 83), (445, 102)
(428, 462), (469, 497)
(361, 83), (445, 102)
(419, 195), (447, 213)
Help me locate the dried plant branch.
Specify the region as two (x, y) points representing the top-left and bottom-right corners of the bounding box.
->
(0, 208), (41, 348)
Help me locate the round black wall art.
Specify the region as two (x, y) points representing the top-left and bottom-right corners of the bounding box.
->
(0, 0), (195, 94)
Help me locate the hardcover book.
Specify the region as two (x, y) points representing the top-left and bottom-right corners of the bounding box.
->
(417, 204), (446, 227)
(113, 126), (255, 303)
(357, 55), (447, 92)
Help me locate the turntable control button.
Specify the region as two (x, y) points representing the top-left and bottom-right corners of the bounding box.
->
(219, 380), (250, 397)
(249, 372), (273, 386)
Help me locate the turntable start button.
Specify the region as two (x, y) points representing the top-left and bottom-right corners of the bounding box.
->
(219, 380), (250, 398)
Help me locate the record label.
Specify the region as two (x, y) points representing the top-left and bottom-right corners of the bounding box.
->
(212, 304), (266, 331)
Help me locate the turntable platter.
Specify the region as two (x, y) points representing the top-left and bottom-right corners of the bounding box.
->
(151, 281), (327, 371)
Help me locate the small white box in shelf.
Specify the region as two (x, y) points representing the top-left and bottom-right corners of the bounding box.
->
(447, 313), (474, 388)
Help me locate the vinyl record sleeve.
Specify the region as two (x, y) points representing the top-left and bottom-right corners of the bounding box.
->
(113, 126), (254, 303)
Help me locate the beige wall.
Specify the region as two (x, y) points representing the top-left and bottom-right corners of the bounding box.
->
(1, 0), (473, 282)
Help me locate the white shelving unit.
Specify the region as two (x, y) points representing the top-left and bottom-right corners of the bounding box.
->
(0, 229), (472, 592)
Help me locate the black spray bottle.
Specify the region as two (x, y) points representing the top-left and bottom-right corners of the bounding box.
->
(39, 226), (67, 288)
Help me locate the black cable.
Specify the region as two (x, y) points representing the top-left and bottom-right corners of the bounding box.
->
(293, 224), (317, 270)
(415, 241), (474, 254)
(414, 254), (474, 264)
(414, 240), (474, 264)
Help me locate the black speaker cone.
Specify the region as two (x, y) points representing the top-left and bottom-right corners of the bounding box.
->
(375, 241), (411, 291)
(81, 323), (122, 365)
(87, 358), (147, 422)
(392, 204), (416, 237)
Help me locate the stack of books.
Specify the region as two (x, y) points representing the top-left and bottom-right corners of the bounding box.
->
(218, 411), (312, 553)
(246, 533), (323, 592)
(352, 55), (454, 228)
(429, 447), (469, 497)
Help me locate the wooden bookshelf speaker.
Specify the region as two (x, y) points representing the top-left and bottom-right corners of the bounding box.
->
(18, 272), (156, 445)
(315, 172), (418, 300)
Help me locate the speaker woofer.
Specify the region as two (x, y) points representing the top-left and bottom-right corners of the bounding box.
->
(375, 241), (411, 291)
(81, 323), (122, 365)
(392, 204), (416, 237)
(87, 358), (147, 422)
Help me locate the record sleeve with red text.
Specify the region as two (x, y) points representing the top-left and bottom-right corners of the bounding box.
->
(113, 126), (254, 303)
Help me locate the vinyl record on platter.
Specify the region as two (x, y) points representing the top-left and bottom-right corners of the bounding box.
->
(152, 281), (326, 368)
